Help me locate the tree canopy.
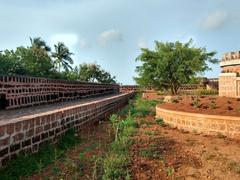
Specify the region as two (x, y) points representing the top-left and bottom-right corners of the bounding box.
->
(0, 37), (117, 84)
(65, 63), (117, 84)
(135, 40), (218, 95)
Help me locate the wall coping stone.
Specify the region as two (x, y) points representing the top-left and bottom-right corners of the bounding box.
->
(156, 106), (240, 122)
(0, 92), (132, 126)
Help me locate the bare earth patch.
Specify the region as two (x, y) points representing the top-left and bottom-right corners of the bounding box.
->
(131, 115), (240, 180)
(158, 96), (240, 117)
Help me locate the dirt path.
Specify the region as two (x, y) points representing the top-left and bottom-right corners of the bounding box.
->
(131, 116), (240, 180)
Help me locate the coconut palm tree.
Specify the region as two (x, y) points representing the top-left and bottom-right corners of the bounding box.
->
(51, 42), (74, 72)
(30, 37), (51, 52)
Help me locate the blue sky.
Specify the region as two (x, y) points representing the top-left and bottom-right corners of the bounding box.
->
(0, 0), (239, 84)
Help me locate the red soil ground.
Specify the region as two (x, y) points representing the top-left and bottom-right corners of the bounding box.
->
(26, 98), (240, 180)
(157, 96), (240, 117)
(131, 116), (240, 180)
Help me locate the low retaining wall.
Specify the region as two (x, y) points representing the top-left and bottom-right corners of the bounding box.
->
(0, 92), (135, 167)
(156, 106), (240, 139)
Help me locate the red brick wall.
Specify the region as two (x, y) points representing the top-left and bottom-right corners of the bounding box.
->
(0, 75), (119, 110)
(0, 92), (135, 167)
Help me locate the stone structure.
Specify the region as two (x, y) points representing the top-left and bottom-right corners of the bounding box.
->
(120, 85), (139, 92)
(0, 92), (135, 167)
(0, 75), (119, 110)
(219, 51), (240, 97)
(156, 106), (240, 139)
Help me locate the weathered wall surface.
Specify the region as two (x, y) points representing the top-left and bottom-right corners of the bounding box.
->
(0, 92), (135, 167)
(156, 106), (240, 139)
(219, 73), (238, 97)
(0, 75), (119, 110)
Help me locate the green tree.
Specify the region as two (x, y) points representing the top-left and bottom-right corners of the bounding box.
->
(52, 42), (74, 72)
(135, 40), (218, 95)
(15, 46), (54, 77)
(0, 50), (26, 75)
(78, 63), (117, 84)
(30, 37), (51, 52)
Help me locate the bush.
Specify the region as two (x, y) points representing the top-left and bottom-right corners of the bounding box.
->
(196, 89), (218, 96)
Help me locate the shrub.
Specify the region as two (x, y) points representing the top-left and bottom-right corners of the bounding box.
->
(192, 98), (201, 108)
(156, 118), (166, 127)
(209, 101), (217, 109)
(196, 89), (218, 96)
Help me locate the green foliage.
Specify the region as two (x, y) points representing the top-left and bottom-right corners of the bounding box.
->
(119, 95), (159, 118)
(77, 63), (117, 84)
(209, 100), (217, 109)
(52, 42), (74, 72)
(0, 129), (81, 180)
(0, 37), (116, 84)
(166, 167), (175, 176)
(196, 89), (218, 96)
(103, 113), (137, 179)
(135, 39), (218, 95)
(192, 98), (201, 108)
(155, 118), (166, 127)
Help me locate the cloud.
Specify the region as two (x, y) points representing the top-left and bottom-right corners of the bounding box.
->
(98, 29), (123, 46)
(50, 33), (78, 47)
(79, 39), (90, 49)
(201, 11), (228, 30)
(137, 38), (147, 49)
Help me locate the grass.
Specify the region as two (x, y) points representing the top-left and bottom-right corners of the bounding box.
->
(156, 118), (166, 127)
(102, 94), (160, 179)
(102, 113), (136, 179)
(119, 94), (160, 117)
(0, 128), (81, 180)
(196, 89), (218, 96)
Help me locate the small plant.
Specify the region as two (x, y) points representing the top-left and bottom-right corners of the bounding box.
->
(192, 98), (201, 108)
(171, 98), (179, 104)
(156, 118), (166, 127)
(209, 101), (217, 109)
(166, 167), (174, 176)
(217, 133), (226, 139)
(144, 130), (154, 136)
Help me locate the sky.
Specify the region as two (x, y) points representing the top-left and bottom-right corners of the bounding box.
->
(0, 0), (239, 84)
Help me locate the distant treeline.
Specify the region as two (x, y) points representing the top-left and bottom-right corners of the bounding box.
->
(0, 37), (117, 84)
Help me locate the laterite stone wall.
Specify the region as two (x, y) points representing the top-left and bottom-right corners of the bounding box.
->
(156, 106), (240, 139)
(0, 75), (119, 109)
(0, 92), (135, 167)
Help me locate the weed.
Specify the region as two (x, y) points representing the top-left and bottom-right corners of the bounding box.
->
(102, 113), (137, 180)
(209, 101), (217, 109)
(192, 98), (201, 108)
(144, 130), (154, 136)
(0, 129), (81, 180)
(156, 118), (166, 127)
(216, 133), (226, 139)
(166, 167), (174, 176)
